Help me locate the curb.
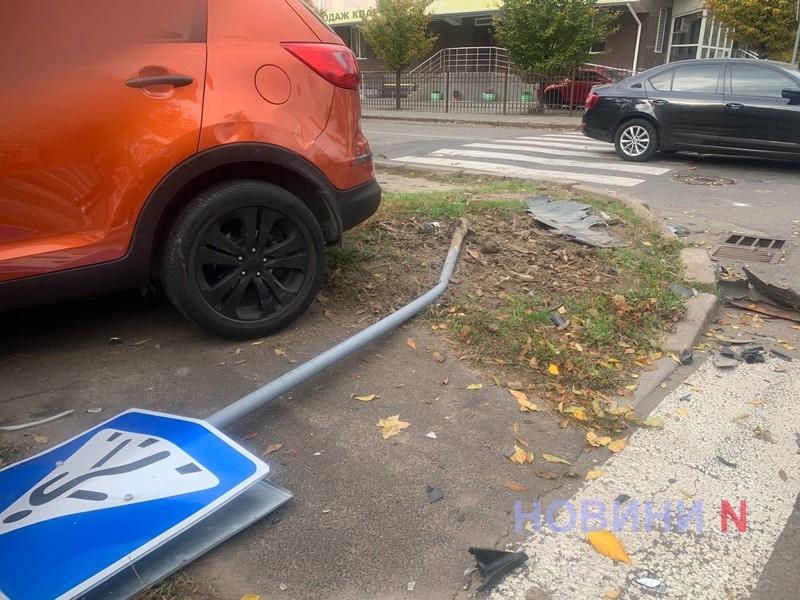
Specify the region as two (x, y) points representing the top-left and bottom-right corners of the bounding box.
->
(362, 113), (581, 131)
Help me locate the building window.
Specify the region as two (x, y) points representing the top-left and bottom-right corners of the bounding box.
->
(668, 10), (731, 62)
(654, 7), (670, 53)
(350, 27), (364, 59)
(589, 39), (606, 54)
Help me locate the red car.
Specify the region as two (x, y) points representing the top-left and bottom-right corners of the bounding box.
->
(0, 0), (380, 339)
(541, 68), (615, 108)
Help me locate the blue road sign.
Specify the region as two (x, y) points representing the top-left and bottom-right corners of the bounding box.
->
(0, 409), (269, 600)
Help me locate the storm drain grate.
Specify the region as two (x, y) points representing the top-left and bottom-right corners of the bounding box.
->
(709, 234), (787, 264)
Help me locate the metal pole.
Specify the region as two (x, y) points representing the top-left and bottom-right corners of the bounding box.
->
(207, 219), (470, 430)
(792, 0), (800, 65)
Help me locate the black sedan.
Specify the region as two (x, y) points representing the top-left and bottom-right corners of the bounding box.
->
(581, 58), (800, 162)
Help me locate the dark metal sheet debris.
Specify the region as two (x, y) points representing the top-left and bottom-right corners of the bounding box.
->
(743, 267), (800, 310)
(525, 196), (627, 248)
(717, 274), (800, 322)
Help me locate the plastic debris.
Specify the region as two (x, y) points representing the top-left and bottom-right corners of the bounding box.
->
(407, 581), (416, 591)
(614, 494), (631, 505)
(741, 345), (766, 364)
(468, 547), (528, 593)
(525, 196), (627, 248)
(427, 486), (444, 503)
(109, 337), (124, 345)
(668, 225), (690, 236)
(717, 455), (737, 468)
(425, 431), (438, 439)
(669, 282), (697, 298)
(713, 354), (740, 369)
(279, 583), (288, 591)
(86, 407), (103, 414)
(0, 409), (74, 432)
(771, 349), (793, 362)
(420, 222), (441, 234)
(636, 578), (667, 594)
(678, 349), (693, 365)
(679, 394), (692, 402)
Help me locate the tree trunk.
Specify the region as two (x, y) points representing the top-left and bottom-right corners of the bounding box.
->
(394, 70), (402, 111)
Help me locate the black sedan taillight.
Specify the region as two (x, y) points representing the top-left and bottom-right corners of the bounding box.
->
(584, 92), (599, 109)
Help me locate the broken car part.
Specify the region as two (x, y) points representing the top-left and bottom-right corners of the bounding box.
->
(469, 547), (528, 592)
(525, 196), (627, 248)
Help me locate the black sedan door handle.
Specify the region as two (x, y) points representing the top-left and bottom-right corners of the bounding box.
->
(125, 74), (193, 89)
(726, 103), (744, 109)
(652, 99), (668, 105)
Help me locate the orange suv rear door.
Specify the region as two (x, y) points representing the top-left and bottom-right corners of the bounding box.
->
(0, 1), (207, 282)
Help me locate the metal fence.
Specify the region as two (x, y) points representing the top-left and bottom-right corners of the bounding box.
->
(360, 64), (635, 116)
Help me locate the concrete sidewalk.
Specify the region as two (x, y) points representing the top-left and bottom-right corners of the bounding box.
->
(362, 107), (582, 130)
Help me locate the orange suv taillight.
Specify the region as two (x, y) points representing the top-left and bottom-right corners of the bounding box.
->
(281, 42), (361, 90)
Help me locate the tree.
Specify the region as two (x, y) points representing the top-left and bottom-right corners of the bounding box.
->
(703, 0), (797, 60)
(360, 0), (438, 109)
(494, 0), (618, 75)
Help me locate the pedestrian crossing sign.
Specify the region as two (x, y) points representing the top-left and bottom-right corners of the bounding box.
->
(0, 409), (269, 600)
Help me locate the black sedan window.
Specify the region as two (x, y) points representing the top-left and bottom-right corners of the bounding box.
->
(648, 70), (673, 91)
(729, 65), (795, 98)
(671, 64), (720, 93)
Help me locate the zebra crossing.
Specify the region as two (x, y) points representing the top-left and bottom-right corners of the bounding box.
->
(391, 132), (673, 188)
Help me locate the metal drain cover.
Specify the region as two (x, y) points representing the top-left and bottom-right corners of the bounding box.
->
(674, 173), (735, 186)
(710, 234), (787, 264)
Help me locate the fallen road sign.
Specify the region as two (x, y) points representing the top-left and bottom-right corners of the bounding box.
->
(0, 409), (272, 600)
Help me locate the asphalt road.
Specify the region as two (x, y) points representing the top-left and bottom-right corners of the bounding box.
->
(363, 120), (800, 243)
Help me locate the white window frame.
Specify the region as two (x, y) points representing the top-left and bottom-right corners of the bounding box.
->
(654, 7), (670, 53)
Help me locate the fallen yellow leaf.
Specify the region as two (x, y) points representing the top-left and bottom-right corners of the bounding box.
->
(33, 435), (48, 444)
(263, 443), (282, 455)
(603, 590), (621, 599)
(508, 445), (534, 464)
(585, 469), (603, 480)
(355, 394), (377, 402)
(747, 398), (765, 405)
(607, 436), (629, 453)
(504, 482), (530, 491)
(574, 342), (584, 352)
(586, 530), (632, 564)
(570, 408), (587, 421)
(274, 348), (286, 356)
(241, 595), (261, 600)
(466, 383), (483, 390)
(676, 408), (688, 416)
(542, 454), (571, 465)
(642, 416), (662, 428)
(508, 389), (540, 412)
(406, 337), (416, 350)
(548, 363), (559, 376)
(586, 431), (612, 447)
(377, 415), (410, 439)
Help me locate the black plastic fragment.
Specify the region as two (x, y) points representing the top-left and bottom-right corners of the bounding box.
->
(109, 337), (124, 345)
(721, 346), (742, 361)
(469, 547), (528, 592)
(771, 349), (793, 362)
(741, 345), (766, 364)
(678, 349), (693, 365)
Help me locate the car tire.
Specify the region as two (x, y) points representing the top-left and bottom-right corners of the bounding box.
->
(162, 180), (325, 339)
(614, 119), (659, 162)
(542, 90), (563, 108)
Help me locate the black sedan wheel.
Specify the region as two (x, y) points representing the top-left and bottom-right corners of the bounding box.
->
(162, 180), (325, 339)
(614, 119), (659, 162)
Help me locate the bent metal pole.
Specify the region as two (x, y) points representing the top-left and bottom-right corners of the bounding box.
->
(207, 218), (469, 430)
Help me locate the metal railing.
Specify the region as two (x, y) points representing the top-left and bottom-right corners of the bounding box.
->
(361, 66), (621, 116)
(410, 46), (511, 74)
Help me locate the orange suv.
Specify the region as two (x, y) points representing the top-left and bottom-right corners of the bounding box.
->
(0, 0), (380, 339)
